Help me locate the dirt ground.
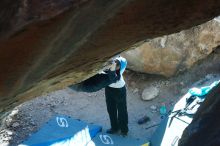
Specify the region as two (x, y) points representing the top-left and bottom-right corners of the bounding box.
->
(1, 51), (220, 146)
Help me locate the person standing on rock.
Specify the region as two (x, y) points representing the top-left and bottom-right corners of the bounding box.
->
(105, 56), (129, 136)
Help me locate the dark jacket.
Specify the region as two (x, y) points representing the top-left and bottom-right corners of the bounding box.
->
(69, 70), (119, 92)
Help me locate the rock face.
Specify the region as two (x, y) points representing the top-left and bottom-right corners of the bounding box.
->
(1, 0), (220, 128)
(0, 1), (220, 145)
(122, 20), (220, 77)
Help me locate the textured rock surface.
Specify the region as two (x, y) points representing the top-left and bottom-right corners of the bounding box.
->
(1, 0), (220, 120)
(122, 19), (220, 77)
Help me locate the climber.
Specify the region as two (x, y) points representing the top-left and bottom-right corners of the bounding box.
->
(105, 56), (129, 136)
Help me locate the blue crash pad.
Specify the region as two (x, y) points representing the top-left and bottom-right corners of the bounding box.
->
(87, 132), (148, 146)
(20, 115), (102, 146)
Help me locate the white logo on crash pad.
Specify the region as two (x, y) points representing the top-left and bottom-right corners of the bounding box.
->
(99, 134), (114, 145)
(56, 117), (68, 128)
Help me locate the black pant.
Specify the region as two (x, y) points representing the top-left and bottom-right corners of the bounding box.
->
(105, 86), (128, 133)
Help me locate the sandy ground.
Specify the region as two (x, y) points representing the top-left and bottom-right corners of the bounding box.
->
(1, 52), (220, 146)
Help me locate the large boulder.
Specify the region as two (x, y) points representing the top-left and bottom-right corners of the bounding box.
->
(122, 19), (220, 77)
(1, 1), (220, 145)
(1, 0), (220, 120)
